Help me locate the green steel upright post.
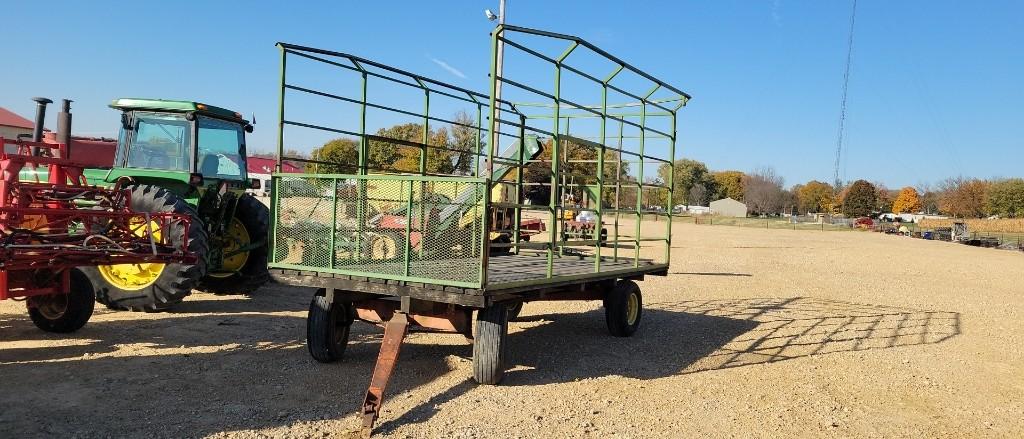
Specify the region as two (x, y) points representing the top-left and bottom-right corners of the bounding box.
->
(419, 89), (429, 258)
(482, 26), (502, 284)
(635, 102), (646, 268)
(614, 119), (623, 262)
(330, 177), (338, 268)
(513, 115), (526, 253)
(403, 180), (414, 276)
(471, 105), (484, 274)
(271, 46), (287, 264)
(358, 71), (368, 173)
(479, 179), (491, 286)
(665, 111), (677, 265)
(475, 104), (483, 176)
(548, 64), (563, 277)
(355, 71), (369, 261)
(420, 89), (430, 175)
(594, 83), (608, 272)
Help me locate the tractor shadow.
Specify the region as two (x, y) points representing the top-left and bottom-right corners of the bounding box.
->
(0, 292), (959, 438)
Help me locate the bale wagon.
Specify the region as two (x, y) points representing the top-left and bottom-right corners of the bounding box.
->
(268, 25), (689, 436)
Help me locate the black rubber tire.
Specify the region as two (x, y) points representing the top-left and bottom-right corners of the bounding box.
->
(83, 185), (209, 312)
(197, 195), (271, 295)
(605, 280), (642, 337)
(28, 269), (95, 333)
(307, 289), (354, 363)
(506, 302), (524, 322)
(473, 305), (509, 385)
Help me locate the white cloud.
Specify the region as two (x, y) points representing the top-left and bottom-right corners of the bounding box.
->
(428, 55), (466, 79)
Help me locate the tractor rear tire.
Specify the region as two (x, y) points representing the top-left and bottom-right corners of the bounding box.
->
(197, 195), (271, 295)
(83, 185), (209, 312)
(28, 269), (95, 333)
(473, 304), (509, 385)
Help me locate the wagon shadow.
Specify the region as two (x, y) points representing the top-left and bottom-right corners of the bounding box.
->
(377, 297), (960, 432)
(506, 297), (959, 383)
(0, 294), (960, 437)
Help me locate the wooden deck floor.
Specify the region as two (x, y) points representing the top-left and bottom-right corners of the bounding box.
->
(485, 253), (659, 287)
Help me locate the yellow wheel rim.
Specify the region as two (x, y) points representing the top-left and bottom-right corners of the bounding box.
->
(98, 218), (165, 290)
(209, 217), (250, 278)
(370, 234), (397, 260)
(626, 292), (639, 325)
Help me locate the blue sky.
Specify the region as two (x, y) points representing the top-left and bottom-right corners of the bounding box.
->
(2, 1), (1020, 189)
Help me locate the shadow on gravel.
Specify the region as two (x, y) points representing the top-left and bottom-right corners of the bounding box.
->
(502, 297), (959, 382)
(0, 292), (960, 438)
(671, 271), (752, 277)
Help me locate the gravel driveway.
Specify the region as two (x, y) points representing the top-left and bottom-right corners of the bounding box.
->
(2, 222), (1022, 438)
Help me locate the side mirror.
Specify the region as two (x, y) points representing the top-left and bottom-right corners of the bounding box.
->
(121, 113), (132, 130)
(250, 178), (261, 189)
(244, 124), (254, 133)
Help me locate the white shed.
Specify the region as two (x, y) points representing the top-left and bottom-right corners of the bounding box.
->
(710, 197), (747, 218)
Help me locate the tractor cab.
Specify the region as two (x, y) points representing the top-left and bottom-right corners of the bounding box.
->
(105, 98), (253, 192)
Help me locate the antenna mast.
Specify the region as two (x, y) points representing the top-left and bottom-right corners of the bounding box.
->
(833, 0), (858, 190)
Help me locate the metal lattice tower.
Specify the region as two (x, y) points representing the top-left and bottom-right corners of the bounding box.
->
(833, 0), (858, 190)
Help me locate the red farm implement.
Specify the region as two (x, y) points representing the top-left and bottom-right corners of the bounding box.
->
(0, 134), (195, 332)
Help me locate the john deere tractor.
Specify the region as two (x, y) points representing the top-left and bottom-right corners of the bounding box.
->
(78, 98), (270, 311)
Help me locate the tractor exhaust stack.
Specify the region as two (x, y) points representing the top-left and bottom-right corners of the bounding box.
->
(30, 97), (52, 156)
(57, 99), (73, 159)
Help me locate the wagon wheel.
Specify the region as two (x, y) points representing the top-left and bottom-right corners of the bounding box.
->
(605, 280), (642, 337)
(473, 305), (509, 385)
(307, 289), (355, 363)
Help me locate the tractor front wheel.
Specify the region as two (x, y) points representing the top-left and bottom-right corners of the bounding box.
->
(197, 195), (271, 294)
(83, 185), (209, 312)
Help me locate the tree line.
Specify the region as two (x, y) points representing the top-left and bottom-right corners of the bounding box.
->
(262, 123), (1023, 219)
(658, 158), (1024, 218)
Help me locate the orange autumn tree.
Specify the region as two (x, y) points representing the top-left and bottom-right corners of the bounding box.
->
(892, 187), (923, 214)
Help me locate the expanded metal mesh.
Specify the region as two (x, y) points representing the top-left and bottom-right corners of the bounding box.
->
(272, 175), (486, 287)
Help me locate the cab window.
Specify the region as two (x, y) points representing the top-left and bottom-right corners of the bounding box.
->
(127, 112), (190, 171)
(196, 115), (246, 180)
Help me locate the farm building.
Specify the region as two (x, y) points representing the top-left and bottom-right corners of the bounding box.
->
(246, 156), (302, 196)
(0, 107), (35, 152)
(711, 197), (748, 218)
(674, 204), (710, 215)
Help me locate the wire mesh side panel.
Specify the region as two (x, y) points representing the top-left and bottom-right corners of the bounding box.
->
(273, 175), (336, 269)
(271, 174), (486, 288)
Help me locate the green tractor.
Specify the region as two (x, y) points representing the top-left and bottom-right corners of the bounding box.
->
(78, 98), (271, 311)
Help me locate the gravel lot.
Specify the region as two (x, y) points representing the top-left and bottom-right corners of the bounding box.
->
(2, 222), (1022, 438)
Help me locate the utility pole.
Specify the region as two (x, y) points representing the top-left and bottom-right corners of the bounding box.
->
(486, 0), (506, 178)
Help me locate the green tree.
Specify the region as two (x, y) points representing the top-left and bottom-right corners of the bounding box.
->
(986, 178), (1024, 217)
(842, 180), (877, 217)
(712, 171), (745, 201)
(797, 180), (834, 213)
(875, 183), (896, 213)
(522, 137), (626, 207)
(307, 138), (359, 174)
(658, 158), (716, 206)
(448, 111), (481, 174)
